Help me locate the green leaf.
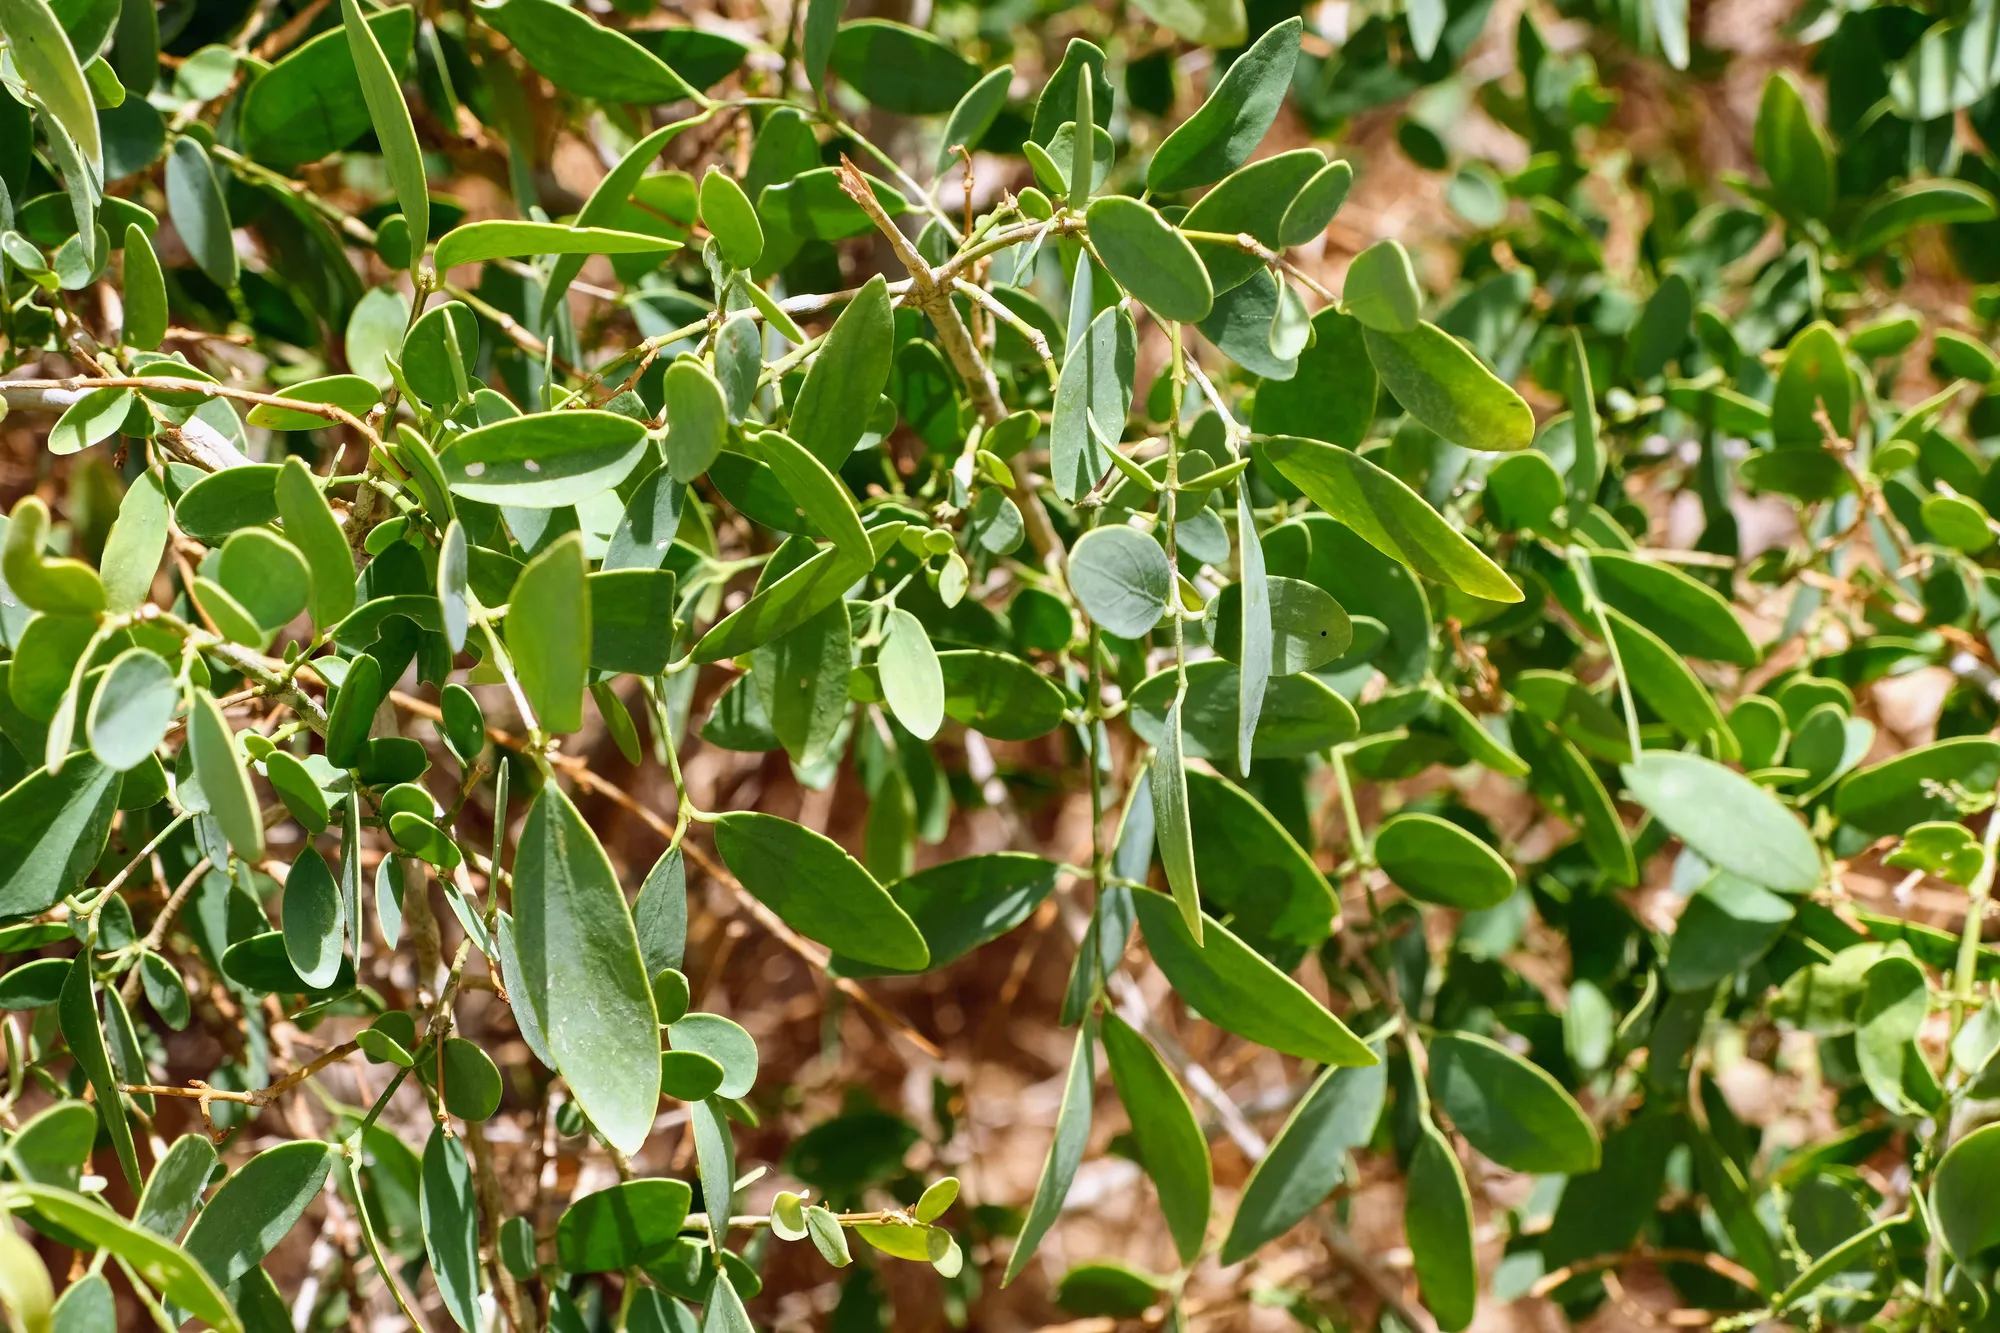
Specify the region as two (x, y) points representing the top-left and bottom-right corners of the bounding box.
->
(747, 429), (869, 565)
(829, 19), (978, 114)
(1203, 575), (1350, 675)
(1834, 738), (2000, 837)
(700, 167), (762, 268)
(245, 375), (379, 432)
(49, 386), (130, 457)
(759, 165), (908, 241)
(6, 1183), (240, 1331)
(0, 757), (119, 916)
(1603, 608), (1732, 749)
(1263, 436), (1522, 602)
(165, 137), (237, 289)
(1279, 159), (1354, 247)
(1131, 0), (1243, 45)
(58, 957), (140, 1190)
(662, 356), (729, 482)
(1053, 1261), (1165, 1317)
(420, 1128), (480, 1332)
(1770, 321), (1853, 447)
(1620, 752), (1820, 892)
(605, 465), (685, 571)
(714, 811), (929, 971)
(667, 1012), (757, 1098)
(0, 0), (100, 174)
(432, 220), (680, 273)
(1752, 71), (1834, 223)
(1050, 299), (1134, 501)
(401, 302), (476, 406)
(801, 0), (842, 97)
(1935, 1122), (2000, 1260)
(1132, 890), (1375, 1065)
(273, 458), (356, 628)
(512, 783), (660, 1154)
(1848, 179), (1996, 256)
(1854, 953), (1930, 1114)
(441, 410), (651, 510)
(1101, 1014), (1210, 1265)
(541, 117), (704, 324)
(937, 648), (1067, 739)
(588, 567), (676, 675)
(1344, 239), (1421, 333)
(753, 593), (848, 765)
(476, 0), (695, 103)
(189, 690), (265, 861)
(181, 1141), (333, 1291)
(339, 0), (425, 266)
(791, 274), (894, 469)
(1407, 1121), (1477, 1332)
(100, 471), (167, 615)
(1003, 1017), (1096, 1285)
(1146, 17), (1300, 192)
(1222, 1058), (1385, 1264)
(282, 846), (344, 990)
(1030, 39), (1111, 145)
(1625, 273), (1693, 380)
(1151, 700), (1201, 941)
(557, 1179), (692, 1272)
(879, 607), (943, 740)
(5, 497), (105, 616)
(1665, 873), (1795, 992)
(218, 528), (311, 630)
(831, 853), (1059, 978)
(1374, 813), (1515, 910)
(239, 7), (413, 168)
(937, 64), (1012, 171)
(324, 651), (381, 769)
(1250, 309), (1376, 446)
(85, 647), (173, 771)
(1361, 321), (1534, 452)
(1588, 552), (1757, 665)
(507, 531), (589, 734)
(1068, 524), (1170, 640)
(659, 1049), (724, 1100)
(1184, 769), (1335, 947)
(1427, 1031), (1600, 1174)
(1129, 660), (1357, 760)
(692, 541), (863, 663)
(1085, 196), (1212, 322)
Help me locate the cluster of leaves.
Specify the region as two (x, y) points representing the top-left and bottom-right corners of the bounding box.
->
(1, 0), (1999, 1326)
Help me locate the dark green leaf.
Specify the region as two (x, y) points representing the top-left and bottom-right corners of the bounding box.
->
(1085, 196), (1212, 322)
(1361, 321), (1534, 452)
(1375, 813), (1515, 910)
(1222, 1057), (1385, 1263)
(421, 1128), (481, 1331)
(1427, 1031), (1600, 1174)
(557, 1179), (692, 1272)
(477, 0), (694, 102)
(182, 1141), (335, 1290)
(1145, 17), (1300, 192)
(829, 19), (977, 114)
(1407, 1121), (1476, 1332)
(1101, 1014), (1210, 1264)
(714, 811), (928, 971)
(1002, 1017), (1095, 1285)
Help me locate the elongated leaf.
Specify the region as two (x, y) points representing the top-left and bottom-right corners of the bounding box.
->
(1222, 1057), (1385, 1263)
(1935, 1122), (2000, 1260)
(421, 1127), (481, 1332)
(182, 1141), (334, 1290)
(281, 847), (343, 990)
(506, 532), (589, 734)
(480, 0), (694, 101)
(1427, 1031), (1600, 1174)
(512, 783), (660, 1154)
(0, 0), (100, 173)
(664, 357), (730, 482)
(439, 410), (647, 508)
(134, 1133), (218, 1237)
(1183, 769), (1335, 947)
(1263, 435), (1521, 602)
(189, 691), (264, 861)
(1834, 738), (2000, 837)
(1003, 1017), (1096, 1284)
(1374, 813), (1515, 910)
(1086, 196), (1211, 322)
(879, 607), (943, 740)
(1151, 700), (1201, 941)
(58, 957), (140, 1190)
(166, 137), (237, 289)
(831, 853), (1059, 978)
(1132, 890), (1374, 1065)
(1361, 321), (1533, 452)
(1407, 1121), (1476, 1332)
(746, 429), (868, 564)
(1344, 239), (1421, 332)
(273, 458), (356, 628)
(543, 116), (704, 324)
(938, 64), (1012, 170)
(714, 811), (929, 970)
(1146, 17), (1300, 192)
(339, 0), (425, 263)
(1589, 552), (1757, 665)
(1603, 608), (1732, 749)
(7, 1183), (240, 1332)
(1621, 752), (1819, 892)
(557, 1179), (692, 1272)
(433, 220), (681, 272)
(791, 274), (893, 469)
(1102, 1014), (1210, 1264)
